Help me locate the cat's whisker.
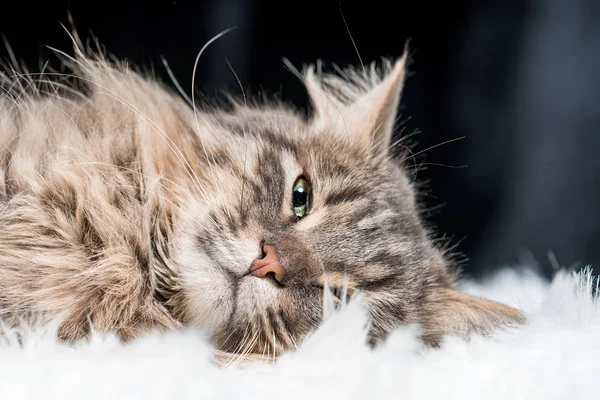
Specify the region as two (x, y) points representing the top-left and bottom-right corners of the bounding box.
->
(227, 325), (259, 368)
(260, 335), (269, 365)
(411, 162), (468, 170)
(253, 319), (268, 365)
(227, 324), (251, 356)
(389, 127), (417, 149)
(339, 1), (366, 75)
(289, 332), (299, 351)
(390, 126), (420, 149)
(409, 136), (466, 159)
(272, 329), (277, 363)
(238, 330), (261, 366)
(226, 58), (251, 221)
(219, 325), (247, 360)
(226, 319), (255, 362)
(190, 28), (237, 209)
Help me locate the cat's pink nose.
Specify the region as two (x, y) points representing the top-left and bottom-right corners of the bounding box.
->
(250, 244), (285, 283)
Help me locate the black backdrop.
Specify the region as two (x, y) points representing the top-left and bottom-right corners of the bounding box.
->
(2, 0), (599, 279)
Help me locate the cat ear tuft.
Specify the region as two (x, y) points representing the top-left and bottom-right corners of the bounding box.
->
(305, 46), (409, 154)
(422, 289), (526, 346)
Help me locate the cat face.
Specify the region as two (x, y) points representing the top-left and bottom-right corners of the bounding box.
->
(168, 53), (524, 355)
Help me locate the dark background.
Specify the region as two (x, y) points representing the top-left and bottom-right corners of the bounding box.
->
(1, 0), (599, 279)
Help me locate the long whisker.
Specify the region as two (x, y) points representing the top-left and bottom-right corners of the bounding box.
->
(230, 322), (252, 355)
(190, 27), (237, 203)
(229, 324), (260, 367)
(272, 329), (277, 364)
(411, 162), (468, 170)
(226, 58), (250, 222)
(339, 1), (365, 75)
(220, 322), (249, 360)
(409, 136), (466, 158)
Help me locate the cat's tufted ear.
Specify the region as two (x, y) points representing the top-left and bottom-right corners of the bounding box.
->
(305, 48), (408, 155)
(421, 289), (526, 346)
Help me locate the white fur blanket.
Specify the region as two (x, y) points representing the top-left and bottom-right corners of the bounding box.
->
(1, 267), (598, 399)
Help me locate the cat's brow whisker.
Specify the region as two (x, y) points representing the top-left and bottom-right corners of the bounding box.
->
(225, 58), (251, 221)
(339, 1), (366, 75)
(190, 27), (237, 207)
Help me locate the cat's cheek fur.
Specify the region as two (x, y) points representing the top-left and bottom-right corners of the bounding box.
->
(172, 229), (259, 334)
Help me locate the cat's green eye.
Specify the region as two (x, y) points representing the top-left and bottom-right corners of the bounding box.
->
(292, 177), (311, 218)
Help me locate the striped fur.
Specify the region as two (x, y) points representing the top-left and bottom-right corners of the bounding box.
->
(0, 41), (524, 357)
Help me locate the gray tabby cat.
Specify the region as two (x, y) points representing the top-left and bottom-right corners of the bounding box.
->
(0, 40), (524, 358)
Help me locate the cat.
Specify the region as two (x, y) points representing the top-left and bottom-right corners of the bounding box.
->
(0, 37), (524, 358)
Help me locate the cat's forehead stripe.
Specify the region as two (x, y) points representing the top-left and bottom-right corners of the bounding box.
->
(323, 185), (365, 206)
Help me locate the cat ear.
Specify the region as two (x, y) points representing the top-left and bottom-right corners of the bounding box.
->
(422, 289), (526, 345)
(305, 48), (408, 154)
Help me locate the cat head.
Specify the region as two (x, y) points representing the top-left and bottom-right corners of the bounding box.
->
(160, 50), (525, 355)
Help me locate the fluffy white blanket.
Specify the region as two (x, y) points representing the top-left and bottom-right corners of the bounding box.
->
(1, 267), (598, 399)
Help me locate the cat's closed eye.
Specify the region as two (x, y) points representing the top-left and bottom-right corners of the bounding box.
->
(313, 284), (352, 304)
